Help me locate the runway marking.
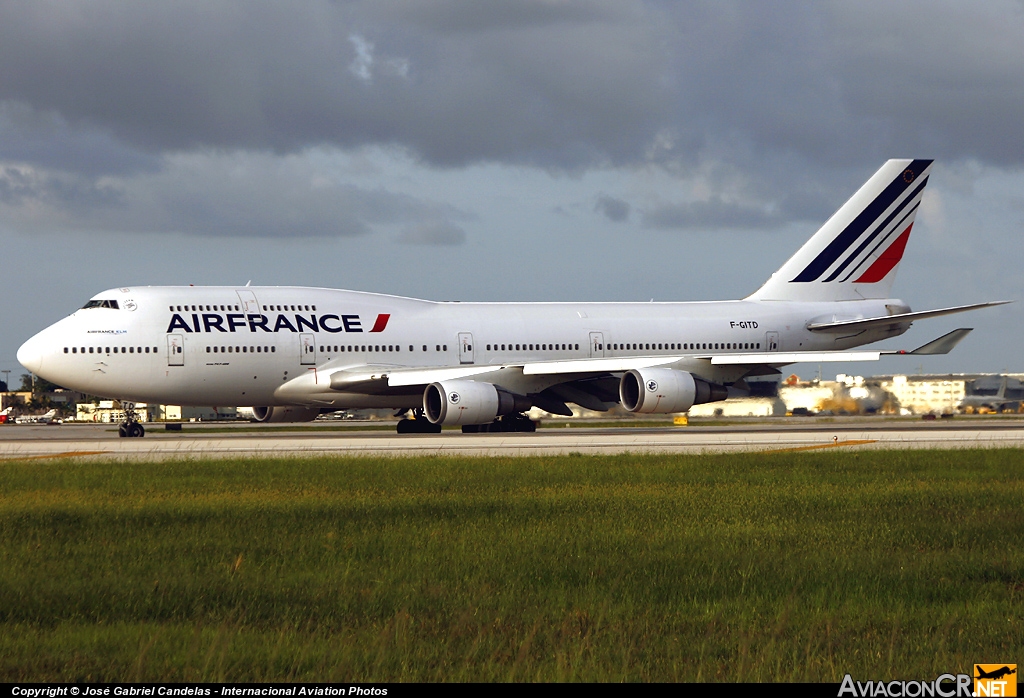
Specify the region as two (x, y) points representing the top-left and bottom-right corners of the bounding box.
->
(763, 439), (877, 453)
(0, 450), (110, 461)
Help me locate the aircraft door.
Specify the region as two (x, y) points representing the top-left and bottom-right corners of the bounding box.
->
(300, 333), (317, 365)
(765, 331), (780, 352)
(167, 334), (184, 366)
(589, 332), (605, 358)
(236, 289), (260, 313)
(458, 332), (474, 364)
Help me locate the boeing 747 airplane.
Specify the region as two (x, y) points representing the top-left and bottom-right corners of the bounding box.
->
(17, 159), (1007, 436)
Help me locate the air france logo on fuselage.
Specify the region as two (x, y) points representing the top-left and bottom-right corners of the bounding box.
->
(166, 311), (391, 334)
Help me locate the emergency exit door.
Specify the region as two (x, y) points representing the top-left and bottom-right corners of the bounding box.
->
(300, 333), (317, 365)
(458, 332), (474, 364)
(167, 334), (184, 366)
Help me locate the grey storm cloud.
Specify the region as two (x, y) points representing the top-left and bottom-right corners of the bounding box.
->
(0, 152), (471, 242)
(595, 195), (631, 223)
(3, 1), (1024, 173)
(642, 197), (779, 231)
(397, 221), (467, 246)
(1, 1), (1024, 242)
(0, 1), (671, 171)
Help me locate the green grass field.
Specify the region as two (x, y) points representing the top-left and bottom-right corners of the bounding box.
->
(1, 449), (1022, 682)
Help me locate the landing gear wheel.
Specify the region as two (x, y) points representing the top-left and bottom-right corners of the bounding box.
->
(462, 413), (537, 433)
(397, 418), (443, 434)
(118, 401), (146, 438)
(505, 413), (537, 432)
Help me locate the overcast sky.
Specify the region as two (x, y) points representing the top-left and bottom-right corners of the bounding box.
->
(3, 0), (1023, 384)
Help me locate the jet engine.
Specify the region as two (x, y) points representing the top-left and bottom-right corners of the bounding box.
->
(424, 380), (530, 425)
(619, 368), (728, 414)
(251, 406), (321, 423)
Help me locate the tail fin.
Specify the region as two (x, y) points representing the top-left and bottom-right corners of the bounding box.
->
(749, 159), (933, 301)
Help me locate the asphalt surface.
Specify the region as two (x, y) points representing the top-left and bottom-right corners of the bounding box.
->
(2, 419), (1024, 459)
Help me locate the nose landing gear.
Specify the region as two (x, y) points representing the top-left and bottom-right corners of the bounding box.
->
(118, 402), (146, 438)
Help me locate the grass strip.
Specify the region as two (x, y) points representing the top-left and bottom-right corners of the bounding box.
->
(1, 449), (1021, 681)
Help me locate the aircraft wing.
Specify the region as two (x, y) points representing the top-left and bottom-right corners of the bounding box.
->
(806, 301), (1009, 332)
(326, 357), (680, 391)
(709, 351), (881, 365)
(321, 327), (975, 394)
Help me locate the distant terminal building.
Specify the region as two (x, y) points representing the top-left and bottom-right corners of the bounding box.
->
(872, 374), (966, 415)
(689, 372), (1024, 417)
(76, 402), (237, 423)
(868, 374), (1024, 415)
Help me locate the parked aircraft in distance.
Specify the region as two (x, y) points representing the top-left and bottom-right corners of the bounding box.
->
(18, 159), (1008, 437)
(13, 409), (61, 425)
(959, 375), (1021, 414)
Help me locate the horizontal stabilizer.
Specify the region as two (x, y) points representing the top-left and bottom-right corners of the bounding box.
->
(806, 301), (1010, 332)
(881, 328), (972, 355)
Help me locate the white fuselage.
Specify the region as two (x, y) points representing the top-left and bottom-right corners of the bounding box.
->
(18, 285), (908, 409)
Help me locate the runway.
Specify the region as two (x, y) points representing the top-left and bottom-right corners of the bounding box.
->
(2, 419), (1024, 459)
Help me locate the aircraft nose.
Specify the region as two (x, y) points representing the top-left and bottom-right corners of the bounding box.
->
(17, 333), (45, 375)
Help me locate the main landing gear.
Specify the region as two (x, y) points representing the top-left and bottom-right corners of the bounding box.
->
(395, 408), (442, 434)
(394, 409), (537, 434)
(118, 402), (146, 438)
(461, 413), (537, 433)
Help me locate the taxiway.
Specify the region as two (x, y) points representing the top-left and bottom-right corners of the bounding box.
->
(2, 420), (1024, 460)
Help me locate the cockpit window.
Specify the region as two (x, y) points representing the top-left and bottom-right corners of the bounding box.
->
(81, 299), (120, 309)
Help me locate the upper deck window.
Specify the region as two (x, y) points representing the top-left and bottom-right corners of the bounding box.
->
(82, 299), (119, 310)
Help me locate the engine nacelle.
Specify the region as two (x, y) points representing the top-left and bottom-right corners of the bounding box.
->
(251, 406), (321, 423)
(619, 368), (728, 414)
(424, 380), (530, 425)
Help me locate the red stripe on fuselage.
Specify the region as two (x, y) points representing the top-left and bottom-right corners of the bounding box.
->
(853, 224), (913, 283)
(369, 313), (390, 332)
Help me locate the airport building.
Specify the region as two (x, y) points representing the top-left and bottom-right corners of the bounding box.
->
(75, 401), (238, 423)
(690, 373), (1024, 417)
